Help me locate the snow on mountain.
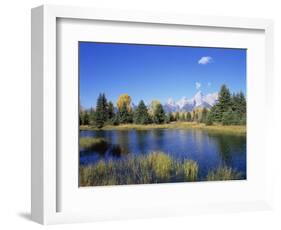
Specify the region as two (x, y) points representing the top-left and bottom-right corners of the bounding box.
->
(193, 91), (204, 107)
(163, 91), (218, 112)
(164, 98), (180, 112)
(177, 97), (194, 112)
(204, 92), (219, 106)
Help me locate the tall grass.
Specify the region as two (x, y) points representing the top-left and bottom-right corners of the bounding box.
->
(79, 151), (201, 186)
(207, 166), (242, 181)
(79, 137), (108, 154)
(182, 160), (199, 181)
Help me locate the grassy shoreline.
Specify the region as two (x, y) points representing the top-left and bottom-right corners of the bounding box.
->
(79, 151), (243, 186)
(80, 122), (246, 135)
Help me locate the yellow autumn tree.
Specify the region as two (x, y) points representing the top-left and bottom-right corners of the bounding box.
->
(117, 94), (132, 111)
(149, 100), (161, 115)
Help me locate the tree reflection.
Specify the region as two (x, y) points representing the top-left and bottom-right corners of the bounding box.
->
(208, 132), (246, 164)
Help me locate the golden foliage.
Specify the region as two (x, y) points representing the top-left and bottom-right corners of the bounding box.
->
(116, 94), (132, 111)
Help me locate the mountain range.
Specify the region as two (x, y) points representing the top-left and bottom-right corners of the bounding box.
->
(162, 91), (218, 112)
(83, 91), (218, 112)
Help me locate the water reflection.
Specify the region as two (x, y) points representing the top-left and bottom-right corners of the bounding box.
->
(80, 129), (246, 178)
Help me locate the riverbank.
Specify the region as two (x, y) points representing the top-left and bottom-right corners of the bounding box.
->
(80, 122), (246, 135)
(79, 151), (243, 186)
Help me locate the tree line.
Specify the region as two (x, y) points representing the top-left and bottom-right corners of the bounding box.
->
(80, 84), (246, 128)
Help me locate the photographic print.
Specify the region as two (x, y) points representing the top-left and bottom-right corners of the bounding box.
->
(79, 42), (246, 187)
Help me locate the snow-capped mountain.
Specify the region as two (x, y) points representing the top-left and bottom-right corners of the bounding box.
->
(163, 98), (180, 113)
(163, 91), (218, 112)
(204, 92), (219, 106)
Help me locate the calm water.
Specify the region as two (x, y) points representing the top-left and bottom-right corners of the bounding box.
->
(80, 129), (246, 179)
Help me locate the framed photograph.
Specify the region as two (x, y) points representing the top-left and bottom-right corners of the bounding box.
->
(31, 5), (274, 224)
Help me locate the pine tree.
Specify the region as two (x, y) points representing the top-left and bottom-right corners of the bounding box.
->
(180, 113), (185, 121)
(186, 112), (191, 122)
(208, 85), (246, 125)
(175, 112), (180, 121)
(236, 92), (246, 120)
(192, 110), (196, 121)
(79, 114), (82, 125)
(222, 108), (240, 125)
(216, 84), (232, 121)
(118, 102), (132, 124)
(168, 112), (174, 122)
(205, 113), (213, 126)
(209, 105), (220, 122)
(107, 101), (115, 120)
(89, 108), (96, 125)
(201, 108), (208, 123)
(153, 103), (166, 124)
(133, 100), (151, 124)
(194, 113), (199, 122)
(83, 111), (90, 125)
(94, 93), (108, 128)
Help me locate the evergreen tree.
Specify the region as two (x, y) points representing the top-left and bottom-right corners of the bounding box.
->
(107, 101), (115, 120)
(186, 112), (191, 122)
(94, 93), (108, 128)
(194, 113), (199, 122)
(153, 103), (166, 124)
(238, 92), (246, 115)
(83, 111), (90, 125)
(133, 100), (151, 124)
(216, 84), (232, 121)
(208, 85), (246, 125)
(164, 114), (170, 124)
(201, 108), (208, 123)
(89, 108), (96, 125)
(167, 112), (174, 122)
(209, 105), (220, 122)
(240, 113), (246, 125)
(118, 102), (132, 124)
(180, 113), (185, 121)
(112, 115), (120, 126)
(79, 114), (82, 125)
(175, 112), (180, 121)
(222, 108), (240, 125)
(192, 110), (196, 121)
(205, 113), (213, 126)
(231, 93), (240, 113)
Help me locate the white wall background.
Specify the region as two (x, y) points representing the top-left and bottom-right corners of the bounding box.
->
(0, 0), (280, 229)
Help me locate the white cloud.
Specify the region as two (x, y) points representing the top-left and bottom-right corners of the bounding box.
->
(207, 82), (212, 87)
(198, 56), (213, 65)
(195, 82), (201, 90)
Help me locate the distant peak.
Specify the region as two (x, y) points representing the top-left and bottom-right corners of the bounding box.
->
(167, 98), (175, 105)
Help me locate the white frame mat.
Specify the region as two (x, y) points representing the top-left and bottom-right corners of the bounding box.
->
(31, 5), (274, 225)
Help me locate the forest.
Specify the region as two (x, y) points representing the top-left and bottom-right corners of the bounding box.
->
(79, 84), (246, 129)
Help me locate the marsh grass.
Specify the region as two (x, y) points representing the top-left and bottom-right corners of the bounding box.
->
(79, 137), (109, 154)
(182, 160), (199, 181)
(207, 166), (242, 181)
(79, 151), (202, 186)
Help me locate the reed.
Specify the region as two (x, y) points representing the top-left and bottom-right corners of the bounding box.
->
(207, 166), (242, 181)
(79, 137), (109, 155)
(80, 151), (202, 186)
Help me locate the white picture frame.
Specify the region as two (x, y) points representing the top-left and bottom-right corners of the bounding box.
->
(31, 5), (274, 225)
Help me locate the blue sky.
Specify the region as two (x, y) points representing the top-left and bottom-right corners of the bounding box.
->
(79, 42), (246, 108)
